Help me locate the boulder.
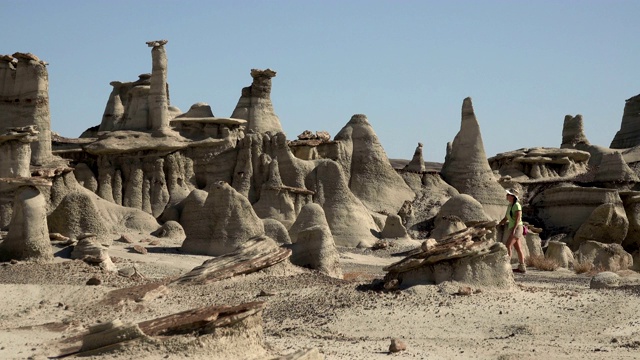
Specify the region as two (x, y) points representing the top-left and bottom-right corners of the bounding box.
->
(153, 220), (185, 241)
(544, 241), (574, 268)
(380, 214), (408, 239)
(290, 225), (342, 279)
(575, 240), (633, 272)
(573, 203), (628, 248)
(430, 215), (466, 241)
(263, 218), (292, 245)
(590, 271), (621, 289)
(71, 236), (117, 272)
(436, 194), (491, 224)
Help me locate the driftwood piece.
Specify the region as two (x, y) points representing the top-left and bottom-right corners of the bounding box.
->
(173, 236), (291, 285)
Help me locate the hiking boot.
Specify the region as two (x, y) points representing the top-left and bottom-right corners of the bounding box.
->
(513, 264), (527, 274)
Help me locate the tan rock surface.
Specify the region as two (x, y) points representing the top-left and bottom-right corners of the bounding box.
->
(440, 98), (506, 220)
(333, 114), (414, 214)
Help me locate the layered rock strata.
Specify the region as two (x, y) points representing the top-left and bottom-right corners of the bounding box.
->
(489, 148), (590, 181)
(611, 94), (640, 149)
(0, 53), (52, 165)
(0, 125), (38, 178)
(594, 152), (639, 183)
(532, 186), (624, 236)
(573, 203), (629, 247)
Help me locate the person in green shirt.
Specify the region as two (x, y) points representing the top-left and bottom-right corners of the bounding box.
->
(498, 188), (526, 273)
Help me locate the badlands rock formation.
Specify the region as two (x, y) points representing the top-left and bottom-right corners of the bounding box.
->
(0, 53), (52, 165)
(611, 94), (640, 149)
(1, 39), (640, 305)
(383, 222), (514, 289)
(440, 98), (506, 220)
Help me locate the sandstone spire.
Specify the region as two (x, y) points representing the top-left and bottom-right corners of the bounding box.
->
(99, 81), (125, 131)
(230, 69), (283, 134)
(440, 97), (507, 220)
(561, 114), (590, 148)
(403, 142), (426, 172)
(611, 94), (640, 149)
(146, 40), (170, 133)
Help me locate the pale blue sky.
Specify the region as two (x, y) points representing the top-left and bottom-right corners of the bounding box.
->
(2, 0), (639, 162)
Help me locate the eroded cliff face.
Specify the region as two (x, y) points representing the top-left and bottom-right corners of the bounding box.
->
(7, 40), (640, 260)
(0, 53), (51, 165)
(611, 94), (640, 149)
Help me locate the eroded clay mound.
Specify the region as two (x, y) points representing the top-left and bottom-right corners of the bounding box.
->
(181, 181), (265, 256)
(0, 186), (53, 262)
(333, 114), (415, 214)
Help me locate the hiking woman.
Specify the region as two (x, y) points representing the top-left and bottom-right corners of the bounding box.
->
(498, 188), (526, 273)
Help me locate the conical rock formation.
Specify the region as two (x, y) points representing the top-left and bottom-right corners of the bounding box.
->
(440, 98), (506, 220)
(594, 152), (639, 183)
(403, 143), (427, 172)
(181, 181), (266, 256)
(333, 114), (414, 214)
(288, 203), (329, 244)
(311, 161), (379, 247)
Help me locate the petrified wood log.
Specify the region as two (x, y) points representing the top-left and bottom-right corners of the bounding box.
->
(56, 301), (265, 358)
(174, 235), (291, 285)
(383, 220), (513, 289)
(139, 301), (264, 336)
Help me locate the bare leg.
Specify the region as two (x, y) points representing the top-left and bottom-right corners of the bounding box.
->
(506, 237), (516, 259)
(514, 238), (525, 265)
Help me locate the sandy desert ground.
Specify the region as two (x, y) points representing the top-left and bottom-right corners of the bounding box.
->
(1, 238), (640, 360)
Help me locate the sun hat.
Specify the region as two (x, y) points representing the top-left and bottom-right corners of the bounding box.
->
(505, 188), (519, 197)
